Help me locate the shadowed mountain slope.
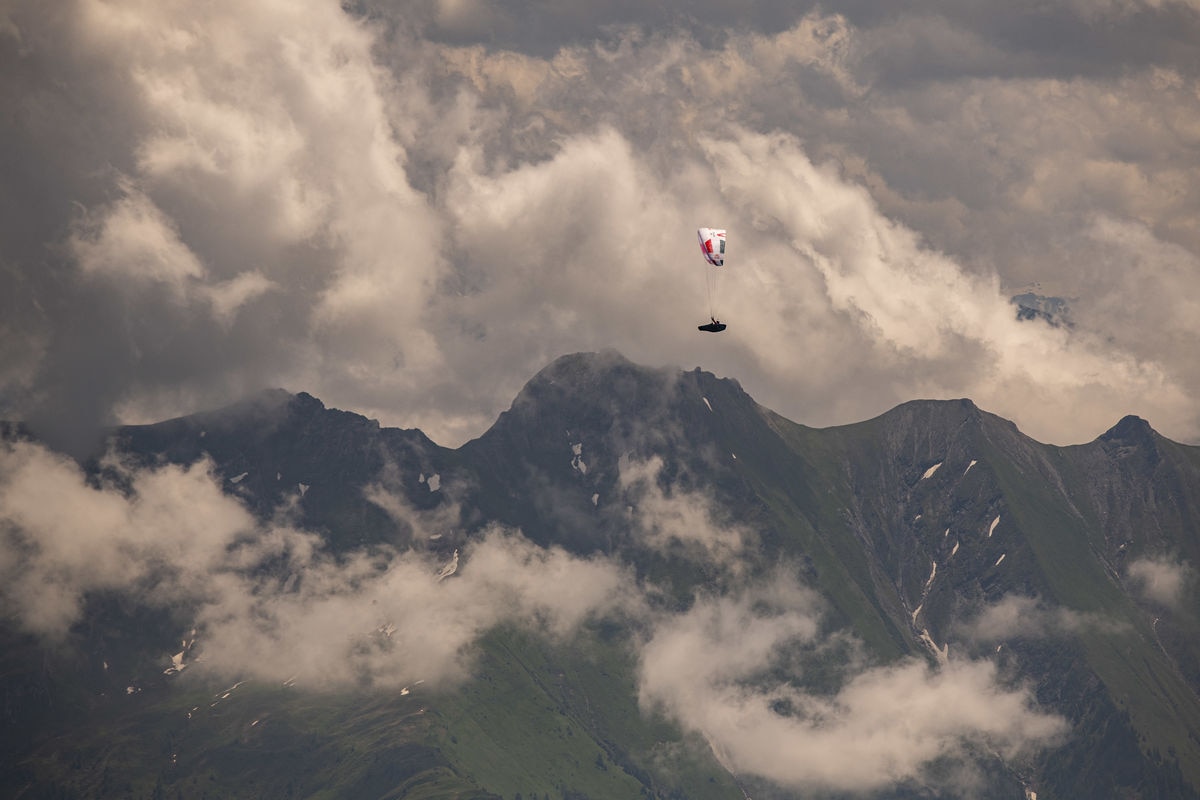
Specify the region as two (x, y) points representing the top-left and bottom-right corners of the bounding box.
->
(2, 351), (1198, 799)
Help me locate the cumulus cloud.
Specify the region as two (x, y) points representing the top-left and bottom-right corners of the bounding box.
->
(638, 575), (1068, 794)
(202, 271), (279, 325)
(1127, 556), (1192, 608)
(71, 181), (207, 289)
(0, 440), (263, 637)
(2, 0), (451, 450)
(4, 0), (1200, 457)
(196, 527), (632, 687)
(0, 439), (632, 687)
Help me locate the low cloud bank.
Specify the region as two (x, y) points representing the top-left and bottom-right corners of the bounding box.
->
(638, 576), (1068, 794)
(0, 439), (1069, 792)
(0, 439), (631, 687)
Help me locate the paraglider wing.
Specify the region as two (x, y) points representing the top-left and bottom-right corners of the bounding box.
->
(697, 227), (726, 267)
(696, 227), (728, 331)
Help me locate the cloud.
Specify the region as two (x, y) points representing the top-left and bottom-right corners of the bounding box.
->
(618, 455), (754, 573)
(638, 575), (1068, 793)
(0, 436), (1071, 792)
(195, 527), (633, 687)
(4, 0), (1200, 457)
(0, 439), (633, 687)
(1127, 556), (1192, 608)
(2, 0), (452, 450)
(70, 180), (207, 289)
(202, 271), (279, 324)
(0, 440), (265, 637)
(956, 594), (1126, 641)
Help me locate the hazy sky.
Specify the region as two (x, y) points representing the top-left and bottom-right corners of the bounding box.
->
(3, 0), (1199, 452)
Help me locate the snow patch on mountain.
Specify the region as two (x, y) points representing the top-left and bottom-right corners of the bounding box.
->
(436, 549), (459, 582)
(912, 561), (938, 624)
(570, 443), (588, 474)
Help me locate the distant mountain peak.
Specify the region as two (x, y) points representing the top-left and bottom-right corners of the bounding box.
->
(538, 349), (636, 374)
(521, 350), (667, 394)
(291, 390), (325, 410)
(497, 351), (686, 427)
(1011, 291), (1073, 327)
(873, 397), (1003, 438)
(1094, 414), (1163, 469)
(1099, 414), (1157, 447)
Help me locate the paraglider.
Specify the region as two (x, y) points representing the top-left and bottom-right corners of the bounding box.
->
(696, 227), (727, 332)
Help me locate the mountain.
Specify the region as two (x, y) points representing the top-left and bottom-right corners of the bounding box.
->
(1011, 293), (1072, 327)
(1, 351), (1198, 799)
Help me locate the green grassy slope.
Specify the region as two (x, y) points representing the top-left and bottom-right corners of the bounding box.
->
(6, 623), (741, 800)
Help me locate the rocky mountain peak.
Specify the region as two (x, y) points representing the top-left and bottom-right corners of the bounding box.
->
(1100, 414), (1155, 444)
(1097, 414), (1160, 465)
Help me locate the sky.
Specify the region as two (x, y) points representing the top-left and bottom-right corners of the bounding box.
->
(2, 0), (1200, 452)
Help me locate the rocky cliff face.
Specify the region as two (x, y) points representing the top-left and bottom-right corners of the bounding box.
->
(3, 351), (1198, 799)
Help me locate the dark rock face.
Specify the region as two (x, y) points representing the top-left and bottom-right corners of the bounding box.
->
(1012, 292), (1072, 327)
(4, 351), (1199, 799)
(109, 388), (453, 551)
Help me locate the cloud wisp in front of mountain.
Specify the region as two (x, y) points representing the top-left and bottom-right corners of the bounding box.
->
(1127, 555), (1194, 609)
(614, 459), (1068, 794)
(0, 440), (269, 639)
(618, 454), (754, 577)
(0, 439), (633, 687)
(637, 574), (1068, 795)
(0, 434), (1075, 793)
(956, 594), (1131, 642)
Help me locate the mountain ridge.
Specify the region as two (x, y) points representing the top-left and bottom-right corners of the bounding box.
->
(2, 351), (1198, 799)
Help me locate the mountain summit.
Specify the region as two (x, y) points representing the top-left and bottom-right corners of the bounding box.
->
(2, 352), (1199, 799)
